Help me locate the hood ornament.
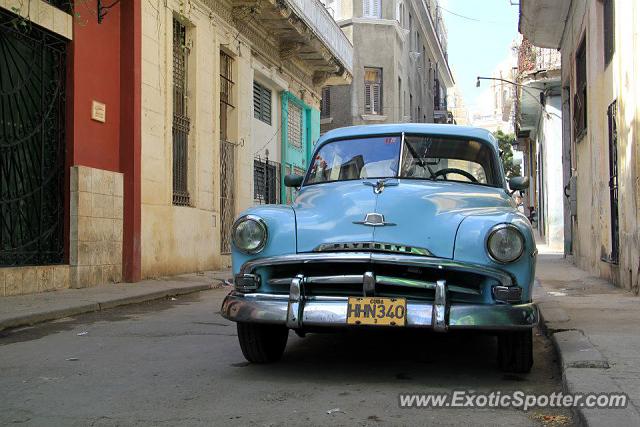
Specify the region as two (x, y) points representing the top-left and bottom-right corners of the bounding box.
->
(363, 178), (398, 194)
(353, 213), (396, 227)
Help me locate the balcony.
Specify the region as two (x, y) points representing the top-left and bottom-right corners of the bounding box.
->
(230, 0), (353, 85)
(515, 38), (561, 138)
(518, 38), (561, 74)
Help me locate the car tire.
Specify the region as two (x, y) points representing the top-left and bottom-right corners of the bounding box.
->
(237, 322), (289, 364)
(497, 330), (533, 373)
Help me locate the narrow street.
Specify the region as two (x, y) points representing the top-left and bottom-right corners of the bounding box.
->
(0, 288), (572, 426)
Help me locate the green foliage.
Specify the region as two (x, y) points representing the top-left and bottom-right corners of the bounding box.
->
(493, 130), (521, 178)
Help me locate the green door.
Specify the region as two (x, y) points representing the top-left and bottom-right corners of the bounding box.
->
(281, 92), (311, 204)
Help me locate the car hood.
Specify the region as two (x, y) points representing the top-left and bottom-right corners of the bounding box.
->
(293, 179), (513, 258)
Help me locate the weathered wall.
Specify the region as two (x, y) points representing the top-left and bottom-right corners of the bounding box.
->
(140, 0), (324, 278)
(560, 0), (640, 290)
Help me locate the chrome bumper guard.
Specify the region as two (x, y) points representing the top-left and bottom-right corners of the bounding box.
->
(221, 253), (537, 331)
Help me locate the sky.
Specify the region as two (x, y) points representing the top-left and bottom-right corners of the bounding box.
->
(442, 0), (520, 111)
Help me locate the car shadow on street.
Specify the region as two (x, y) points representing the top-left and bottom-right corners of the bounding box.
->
(229, 328), (555, 391)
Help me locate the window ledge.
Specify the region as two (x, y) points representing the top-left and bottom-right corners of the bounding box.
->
(361, 114), (387, 122)
(320, 117), (333, 124)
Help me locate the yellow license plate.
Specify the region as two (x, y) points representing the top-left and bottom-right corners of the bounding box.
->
(346, 297), (407, 326)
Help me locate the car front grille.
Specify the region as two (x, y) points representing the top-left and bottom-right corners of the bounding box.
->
(260, 262), (491, 303)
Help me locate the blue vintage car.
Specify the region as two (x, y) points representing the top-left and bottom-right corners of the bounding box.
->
(221, 124), (538, 373)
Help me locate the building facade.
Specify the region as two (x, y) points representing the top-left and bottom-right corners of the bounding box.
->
(139, 0), (352, 277)
(513, 39), (564, 252)
(471, 43), (518, 133)
(520, 0), (640, 290)
(319, 0), (453, 133)
(0, 0), (352, 296)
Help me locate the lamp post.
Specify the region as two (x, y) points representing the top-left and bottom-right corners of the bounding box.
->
(476, 76), (545, 107)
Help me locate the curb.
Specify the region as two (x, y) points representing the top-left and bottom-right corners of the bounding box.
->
(0, 284), (213, 332)
(538, 303), (640, 426)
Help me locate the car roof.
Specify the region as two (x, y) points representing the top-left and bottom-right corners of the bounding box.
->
(316, 123), (499, 151)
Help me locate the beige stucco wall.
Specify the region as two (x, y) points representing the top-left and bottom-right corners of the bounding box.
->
(561, 0), (640, 290)
(140, 0), (322, 278)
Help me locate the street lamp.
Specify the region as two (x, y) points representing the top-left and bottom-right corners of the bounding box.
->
(476, 76), (545, 107)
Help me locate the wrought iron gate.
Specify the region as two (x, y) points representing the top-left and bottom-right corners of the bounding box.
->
(0, 13), (67, 266)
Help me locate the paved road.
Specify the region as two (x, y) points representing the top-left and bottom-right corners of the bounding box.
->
(1, 288), (573, 426)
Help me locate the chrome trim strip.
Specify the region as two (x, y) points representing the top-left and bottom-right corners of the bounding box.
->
(310, 275), (364, 285)
(269, 274), (481, 296)
(448, 285), (481, 296)
(376, 275), (435, 289)
(221, 292), (538, 330)
(242, 252), (514, 287)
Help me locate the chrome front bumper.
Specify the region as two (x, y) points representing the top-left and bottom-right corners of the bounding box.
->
(220, 292), (538, 331)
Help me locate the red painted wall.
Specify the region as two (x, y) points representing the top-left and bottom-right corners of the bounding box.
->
(70, 6), (121, 172)
(65, 2), (141, 281)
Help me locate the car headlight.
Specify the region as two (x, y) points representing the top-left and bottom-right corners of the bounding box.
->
(232, 215), (268, 254)
(486, 224), (525, 263)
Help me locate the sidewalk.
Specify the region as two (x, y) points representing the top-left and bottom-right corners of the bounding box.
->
(535, 252), (640, 426)
(0, 270), (231, 332)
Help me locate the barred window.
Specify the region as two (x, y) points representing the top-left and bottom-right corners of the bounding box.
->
(172, 18), (190, 206)
(220, 51), (234, 142)
(321, 87), (331, 118)
(253, 81), (272, 125)
(364, 67), (382, 115)
(288, 102), (303, 149)
(253, 157), (281, 204)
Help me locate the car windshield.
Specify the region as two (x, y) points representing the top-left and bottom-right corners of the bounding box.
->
(305, 134), (500, 186)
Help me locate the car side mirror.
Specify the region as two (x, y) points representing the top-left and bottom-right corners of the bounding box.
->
(284, 174), (304, 188)
(509, 176), (529, 192)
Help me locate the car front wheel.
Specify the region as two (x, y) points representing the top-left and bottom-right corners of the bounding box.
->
(237, 322), (289, 363)
(497, 330), (533, 373)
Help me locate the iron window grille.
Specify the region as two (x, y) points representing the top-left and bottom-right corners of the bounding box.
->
(172, 18), (190, 206)
(574, 37), (587, 139)
(321, 87), (331, 118)
(364, 67), (382, 115)
(253, 81), (272, 125)
(253, 156), (281, 205)
(607, 100), (619, 264)
(603, 0), (615, 66)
